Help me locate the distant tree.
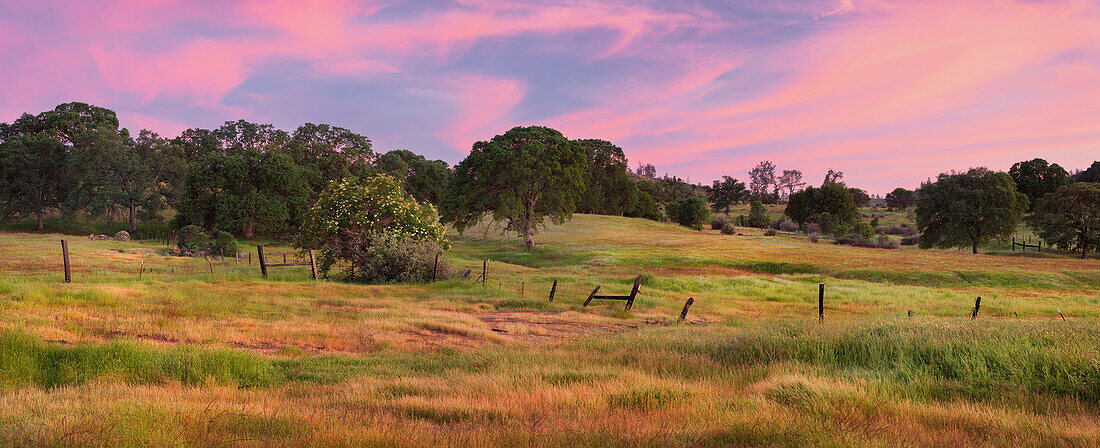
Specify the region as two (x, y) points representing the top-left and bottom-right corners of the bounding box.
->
(176, 150), (311, 238)
(746, 200), (771, 228)
(0, 133), (70, 229)
(441, 126), (587, 249)
(748, 161), (777, 201)
(667, 196), (709, 229)
(885, 188), (915, 210)
(707, 176), (748, 215)
(784, 183), (858, 230)
(848, 188), (870, 208)
(823, 169), (844, 185)
(575, 139), (638, 216)
(376, 149), (452, 206)
(916, 168), (1027, 254)
(1009, 158), (1072, 211)
(290, 123), (374, 195)
(636, 163), (657, 178)
(1076, 161), (1100, 182)
(1030, 183), (1100, 259)
(84, 130), (173, 233)
(776, 169), (806, 198)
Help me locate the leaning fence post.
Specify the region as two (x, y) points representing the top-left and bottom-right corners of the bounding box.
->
(679, 297), (695, 321)
(971, 296), (981, 319)
(625, 275), (642, 311)
(257, 245), (268, 279)
(433, 252), (440, 282)
(308, 250), (318, 280)
(139, 260), (144, 280)
(1057, 308), (1066, 321)
(61, 239), (71, 283)
(818, 283), (824, 321)
(549, 279), (558, 302)
(583, 285), (601, 306)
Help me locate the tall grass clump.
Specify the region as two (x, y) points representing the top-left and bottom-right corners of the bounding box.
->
(0, 331), (280, 389)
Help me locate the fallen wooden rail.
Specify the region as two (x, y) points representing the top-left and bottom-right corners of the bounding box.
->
(584, 275), (643, 310)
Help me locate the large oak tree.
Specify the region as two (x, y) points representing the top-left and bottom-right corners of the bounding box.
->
(916, 168), (1027, 254)
(1030, 183), (1099, 259)
(441, 126), (586, 249)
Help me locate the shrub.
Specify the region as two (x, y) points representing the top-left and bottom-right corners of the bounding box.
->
(876, 234), (900, 249)
(808, 233), (820, 243)
(869, 217), (880, 228)
(901, 235), (921, 246)
(764, 229), (777, 236)
(711, 215), (729, 230)
(746, 201), (770, 228)
(211, 230), (238, 257)
(297, 175), (450, 282)
(875, 225), (917, 236)
(720, 222), (737, 235)
(771, 218), (799, 232)
(802, 222), (821, 234)
(855, 222), (875, 239)
(667, 197), (710, 229)
(835, 233), (898, 249)
(177, 225), (209, 252)
(175, 225), (238, 257)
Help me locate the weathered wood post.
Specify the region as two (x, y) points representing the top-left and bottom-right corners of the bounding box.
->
(61, 239), (71, 283)
(139, 260), (144, 280)
(283, 253), (287, 263)
(907, 310), (912, 318)
(549, 279), (558, 302)
(818, 283), (824, 321)
(248, 252), (252, 265)
(432, 252), (439, 282)
(971, 296), (981, 319)
(308, 250), (318, 280)
(257, 245), (268, 279)
(679, 297), (695, 321)
(1011, 237), (1015, 251)
(207, 257), (214, 275)
(521, 277), (525, 297)
(625, 275), (642, 311)
(583, 285), (601, 306)
(1057, 308), (1066, 321)
(482, 259), (488, 286)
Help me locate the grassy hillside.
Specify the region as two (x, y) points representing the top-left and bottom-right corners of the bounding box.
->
(0, 214), (1098, 446)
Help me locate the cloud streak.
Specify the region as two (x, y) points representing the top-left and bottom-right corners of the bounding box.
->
(0, 0), (1097, 192)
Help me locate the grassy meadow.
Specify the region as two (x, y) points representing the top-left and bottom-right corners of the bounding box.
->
(0, 214), (1098, 446)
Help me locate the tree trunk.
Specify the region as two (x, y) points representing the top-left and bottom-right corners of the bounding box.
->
(972, 241), (979, 254)
(523, 224), (535, 249)
(243, 220), (255, 239)
(1083, 239), (1090, 260)
(35, 212), (43, 230)
(128, 204), (137, 234)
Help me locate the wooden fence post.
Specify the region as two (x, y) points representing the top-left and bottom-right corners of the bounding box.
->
(818, 283), (824, 321)
(482, 259), (488, 286)
(549, 279), (557, 302)
(61, 239), (71, 283)
(971, 296), (981, 319)
(679, 297), (695, 321)
(257, 245), (268, 279)
(625, 275), (642, 311)
(283, 253), (287, 264)
(433, 252), (439, 282)
(1057, 308), (1066, 321)
(309, 250), (318, 280)
(139, 260), (144, 280)
(207, 257), (214, 275)
(583, 285), (601, 306)
(248, 252), (252, 265)
(521, 277), (525, 298)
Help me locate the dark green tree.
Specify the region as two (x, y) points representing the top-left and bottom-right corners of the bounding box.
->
(1076, 161), (1100, 182)
(746, 200), (771, 228)
(784, 183), (858, 228)
(81, 129), (172, 233)
(916, 168), (1027, 254)
(290, 123), (375, 195)
(667, 196), (710, 229)
(1009, 158), (1072, 210)
(376, 149), (451, 206)
(575, 139), (637, 216)
(848, 188), (870, 208)
(707, 176), (748, 215)
(0, 133), (70, 229)
(885, 188), (914, 210)
(1030, 183), (1100, 259)
(441, 126), (587, 248)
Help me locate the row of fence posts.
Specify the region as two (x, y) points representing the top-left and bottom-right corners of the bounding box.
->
(55, 239), (1072, 322)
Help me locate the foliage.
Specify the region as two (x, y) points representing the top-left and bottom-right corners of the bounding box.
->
(0, 133), (70, 229)
(574, 139), (638, 216)
(441, 126), (587, 248)
(323, 231), (448, 283)
(297, 175), (448, 280)
(176, 225), (237, 256)
(748, 161), (776, 201)
(667, 197), (709, 229)
(854, 222), (875, 239)
(835, 233), (899, 249)
(822, 169), (844, 185)
(746, 201), (771, 228)
(1076, 161), (1100, 182)
(289, 123), (375, 196)
(635, 163), (657, 178)
(783, 183), (857, 230)
(1030, 183), (1100, 258)
(885, 187), (914, 210)
(916, 168), (1027, 254)
(375, 149), (451, 206)
(848, 188), (870, 207)
(720, 222), (737, 234)
(710, 215), (729, 230)
(776, 169), (806, 197)
(707, 176), (748, 215)
(176, 151), (311, 238)
(1009, 158), (1072, 211)
(770, 218), (799, 232)
(625, 190), (662, 221)
(763, 229), (777, 236)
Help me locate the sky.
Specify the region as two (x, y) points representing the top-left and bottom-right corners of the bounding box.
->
(1, 0), (1098, 194)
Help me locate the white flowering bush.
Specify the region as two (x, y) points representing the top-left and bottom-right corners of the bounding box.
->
(296, 175), (450, 282)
